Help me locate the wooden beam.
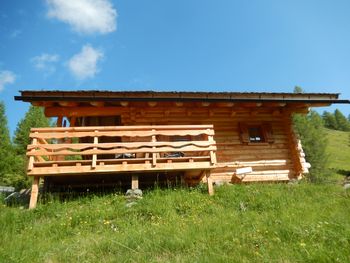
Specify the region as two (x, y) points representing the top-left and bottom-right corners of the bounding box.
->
(131, 175), (139, 189)
(28, 134), (38, 171)
(45, 107), (128, 117)
(56, 116), (63, 127)
(206, 170), (214, 196)
(29, 176), (40, 209)
(58, 101), (78, 107)
(215, 102), (235, 107)
(90, 101), (105, 107)
(69, 117), (77, 127)
(201, 102), (211, 107)
(120, 101), (129, 107)
(175, 102), (183, 107)
(148, 102), (157, 107)
(92, 132), (98, 169)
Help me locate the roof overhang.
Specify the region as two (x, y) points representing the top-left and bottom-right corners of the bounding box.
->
(14, 90), (350, 105)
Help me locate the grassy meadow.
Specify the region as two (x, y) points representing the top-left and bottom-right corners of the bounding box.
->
(0, 128), (350, 262)
(325, 128), (350, 171)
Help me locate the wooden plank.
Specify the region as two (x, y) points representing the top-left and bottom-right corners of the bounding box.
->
(27, 145), (217, 157)
(29, 176), (40, 209)
(31, 124), (214, 132)
(29, 129), (215, 139)
(27, 162), (214, 176)
(27, 141), (216, 151)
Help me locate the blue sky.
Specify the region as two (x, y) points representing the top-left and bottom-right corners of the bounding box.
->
(0, 0), (349, 135)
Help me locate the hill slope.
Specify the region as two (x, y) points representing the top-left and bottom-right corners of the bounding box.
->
(325, 128), (350, 171)
(1, 128), (350, 262)
(1, 184), (350, 262)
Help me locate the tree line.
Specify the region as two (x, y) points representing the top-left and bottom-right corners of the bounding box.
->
(0, 102), (50, 189)
(322, 109), (350, 131)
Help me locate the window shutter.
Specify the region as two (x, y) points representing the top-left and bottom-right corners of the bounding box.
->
(239, 122), (249, 143)
(262, 122), (274, 143)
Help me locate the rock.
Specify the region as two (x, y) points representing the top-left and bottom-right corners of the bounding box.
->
(344, 184), (350, 190)
(133, 189), (143, 197)
(4, 188), (31, 206)
(125, 189), (143, 207)
(214, 181), (226, 187)
(125, 189), (134, 196)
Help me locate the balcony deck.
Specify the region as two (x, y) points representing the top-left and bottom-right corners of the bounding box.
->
(26, 125), (217, 208)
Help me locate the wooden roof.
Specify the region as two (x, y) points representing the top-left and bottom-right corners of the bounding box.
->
(14, 90), (350, 105)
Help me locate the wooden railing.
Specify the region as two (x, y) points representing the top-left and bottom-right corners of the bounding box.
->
(26, 125), (217, 176)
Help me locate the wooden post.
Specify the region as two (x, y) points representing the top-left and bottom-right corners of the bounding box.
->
(132, 175), (139, 189)
(29, 176), (40, 209)
(28, 133), (38, 171)
(92, 131), (98, 169)
(151, 129), (157, 167)
(208, 133), (217, 165)
(206, 170), (214, 196)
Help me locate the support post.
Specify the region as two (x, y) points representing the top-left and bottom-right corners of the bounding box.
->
(132, 175), (139, 189)
(92, 131), (98, 169)
(206, 170), (214, 196)
(29, 176), (40, 209)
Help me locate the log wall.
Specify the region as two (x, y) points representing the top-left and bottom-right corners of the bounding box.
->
(107, 103), (302, 183)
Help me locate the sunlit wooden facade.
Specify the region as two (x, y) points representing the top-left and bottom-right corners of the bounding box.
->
(15, 90), (349, 208)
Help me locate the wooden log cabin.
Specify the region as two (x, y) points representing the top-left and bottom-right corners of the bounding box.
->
(14, 90), (349, 208)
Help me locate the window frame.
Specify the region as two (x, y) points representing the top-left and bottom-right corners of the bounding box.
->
(239, 122), (274, 145)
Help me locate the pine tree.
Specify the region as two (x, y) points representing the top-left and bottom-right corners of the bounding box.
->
(0, 102), (13, 185)
(334, 109), (350, 131)
(293, 111), (328, 181)
(322, 111), (338, 130)
(293, 86), (303, 93)
(0, 102), (28, 188)
(292, 87), (328, 181)
(14, 106), (51, 155)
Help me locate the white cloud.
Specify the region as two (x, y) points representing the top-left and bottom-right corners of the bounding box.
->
(46, 0), (117, 35)
(31, 53), (60, 75)
(0, 70), (16, 92)
(68, 44), (103, 80)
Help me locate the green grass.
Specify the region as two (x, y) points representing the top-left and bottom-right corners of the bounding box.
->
(1, 184), (350, 262)
(325, 128), (350, 171)
(1, 128), (350, 262)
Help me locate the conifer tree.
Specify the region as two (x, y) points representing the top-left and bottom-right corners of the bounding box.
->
(0, 102), (13, 184)
(292, 87), (328, 181)
(0, 102), (27, 188)
(14, 106), (51, 155)
(293, 111), (328, 181)
(322, 111), (338, 130)
(334, 109), (350, 131)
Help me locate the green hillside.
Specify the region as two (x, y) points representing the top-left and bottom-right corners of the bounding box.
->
(1, 184), (350, 262)
(0, 128), (350, 262)
(325, 128), (350, 171)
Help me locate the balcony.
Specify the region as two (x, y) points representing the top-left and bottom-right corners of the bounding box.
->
(27, 125), (217, 177)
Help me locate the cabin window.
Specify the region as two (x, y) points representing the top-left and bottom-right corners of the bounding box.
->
(248, 126), (264, 143)
(239, 122), (274, 144)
